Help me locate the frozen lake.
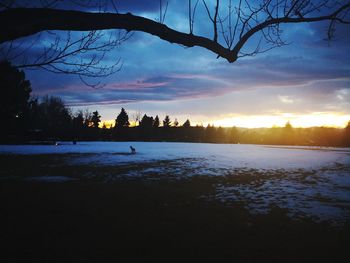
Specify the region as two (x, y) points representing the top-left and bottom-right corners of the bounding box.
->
(1, 141), (350, 224)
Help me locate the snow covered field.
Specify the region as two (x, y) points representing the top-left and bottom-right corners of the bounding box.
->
(1, 141), (350, 223)
(1, 141), (349, 169)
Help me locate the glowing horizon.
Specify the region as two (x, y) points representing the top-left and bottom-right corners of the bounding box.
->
(207, 113), (350, 128)
(99, 113), (350, 129)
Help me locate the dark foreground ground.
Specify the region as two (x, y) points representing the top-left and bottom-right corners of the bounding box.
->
(1, 154), (349, 262)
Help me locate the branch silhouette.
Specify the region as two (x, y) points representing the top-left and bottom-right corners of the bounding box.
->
(1, 1), (349, 65)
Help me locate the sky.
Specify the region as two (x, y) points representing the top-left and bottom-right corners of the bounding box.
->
(4, 0), (350, 128)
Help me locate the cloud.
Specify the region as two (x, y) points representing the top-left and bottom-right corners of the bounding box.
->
(110, 79), (169, 90)
(42, 73), (235, 106)
(279, 96), (294, 104)
(6, 1), (349, 122)
(29, 47), (350, 112)
(11, 0), (161, 12)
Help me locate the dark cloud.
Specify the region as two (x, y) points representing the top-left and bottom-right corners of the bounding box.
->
(10, 0), (160, 12)
(28, 48), (350, 108)
(3, 0), (349, 120)
(43, 73), (234, 106)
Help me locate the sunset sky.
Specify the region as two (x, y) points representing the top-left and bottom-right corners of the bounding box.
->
(16, 1), (350, 128)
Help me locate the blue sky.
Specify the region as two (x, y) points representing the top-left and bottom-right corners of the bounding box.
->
(6, 0), (350, 127)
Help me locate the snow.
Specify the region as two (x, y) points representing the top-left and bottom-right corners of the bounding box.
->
(214, 168), (350, 224)
(1, 141), (350, 223)
(0, 141), (348, 170)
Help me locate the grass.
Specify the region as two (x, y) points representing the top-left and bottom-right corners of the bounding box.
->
(0, 154), (349, 262)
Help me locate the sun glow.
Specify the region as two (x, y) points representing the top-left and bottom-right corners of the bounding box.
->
(99, 120), (114, 128)
(208, 113), (350, 128)
(99, 113), (350, 129)
(99, 120), (139, 128)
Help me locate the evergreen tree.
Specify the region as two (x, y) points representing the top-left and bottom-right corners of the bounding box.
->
(91, 110), (101, 128)
(163, 115), (171, 128)
(139, 114), (154, 129)
(182, 119), (191, 128)
(173, 118), (179, 127)
(153, 115), (160, 128)
(115, 108), (129, 129)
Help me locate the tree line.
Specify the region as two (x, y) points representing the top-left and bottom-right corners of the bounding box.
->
(1, 60), (350, 146)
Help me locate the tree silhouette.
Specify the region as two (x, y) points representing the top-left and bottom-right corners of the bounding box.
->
(216, 127), (225, 143)
(82, 110), (92, 127)
(0, 60), (32, 135)
(285, 121), (293, 130)
(1, 1), (349, 78)
(182, 119), (191, 128)
(344, 121), (350, 146)
(1, 98), (347, 146)
(72, 110), (85, 138)
(73, 111), (84, 127)
(91, 110), (101, 129)
(27, 98), (41, 130)
(163, 115), (171, 128)
(115, 108), (129, 129)
(153, 115), (160, 128)
(227, 127), (239, 144)
(173, 118), (179, 127)
(283, 121), (295, 145)
(205, 124), (216, 143)
(139, 114), (154, 129)
(29, 95), (72, 139)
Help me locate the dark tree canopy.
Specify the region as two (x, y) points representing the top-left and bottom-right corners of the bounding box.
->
(115, 107), (129, 129)
(0, 60), (31, 131)
(153, 115), (160, 128)
(72, 110), (85, 136)
(163, 115), (171, 128)
(182, 119), (191, 128)
(91, 110), (101, 129)
(36, 96), (72, 135)
(139, 114), (154, 129)
(344, 121), (350, 146)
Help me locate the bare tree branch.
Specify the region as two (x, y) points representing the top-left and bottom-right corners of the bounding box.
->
(202, 0), (219, 41)
(0, 1), (349, 65)
(232, 2), (350, 57)
(189, 0), (200, 34)
(159, 0), (168, 24)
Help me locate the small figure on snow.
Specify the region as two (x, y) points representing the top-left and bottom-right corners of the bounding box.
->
(130, 146), (136, 154)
